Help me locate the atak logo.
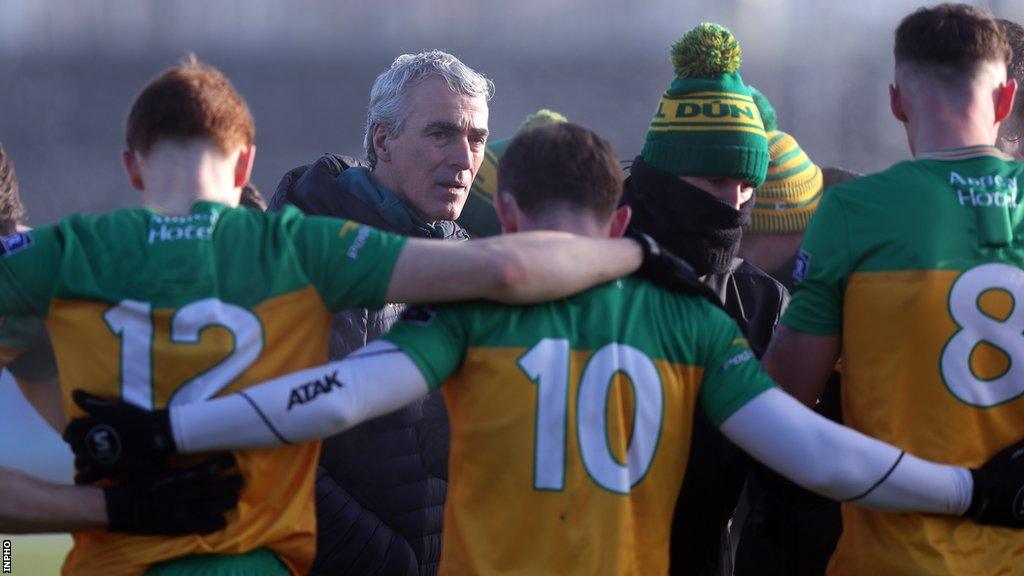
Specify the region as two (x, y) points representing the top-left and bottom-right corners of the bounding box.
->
(287, 370), (344, 410)
(0, 232), (33, 258)
(400, 305), (437, 326)
(85, 424), (122, 465)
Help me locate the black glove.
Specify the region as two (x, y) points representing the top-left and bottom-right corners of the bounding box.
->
(63, 390), (175, 484)
(104, 454), (243, 536)
(965, 439), (1024, 527)
(626, 227), (720, 306)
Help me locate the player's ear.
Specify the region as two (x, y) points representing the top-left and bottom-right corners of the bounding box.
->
(234, 144), (256, 189)
(608, 205), (632, 238)
(889, 83), (909, 123)
(995, 79), (1017, 125)
(494, 191), (520, 234)
(122, 150), (145, 192)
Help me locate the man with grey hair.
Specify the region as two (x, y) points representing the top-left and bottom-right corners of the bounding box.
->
(268, 50), (491, 575)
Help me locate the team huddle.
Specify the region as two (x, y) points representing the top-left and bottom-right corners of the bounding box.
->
(3, 3), (1024, 576)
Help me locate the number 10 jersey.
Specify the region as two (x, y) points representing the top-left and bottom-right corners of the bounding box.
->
(783, 147), (1024, 575)
(383, 277), (775, 575)
(0, 201), (406, 576)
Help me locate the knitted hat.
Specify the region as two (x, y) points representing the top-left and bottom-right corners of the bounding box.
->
(745, 87), (824, 234)
(641, 23), (769, 186)
(461, 109), (569, 236)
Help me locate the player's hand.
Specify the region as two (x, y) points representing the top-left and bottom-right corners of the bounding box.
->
(626, 227), (719, 304)
(63, 390), (175, 484)
(965, 439), (1024, 527)
(104, 454), (243, 536)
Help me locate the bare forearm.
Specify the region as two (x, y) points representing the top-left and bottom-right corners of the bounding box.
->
(0, 468), (106, 533)
(13, 376), (65, 433)
(762, 325), (840, 406)
(386, 233), (641, 304)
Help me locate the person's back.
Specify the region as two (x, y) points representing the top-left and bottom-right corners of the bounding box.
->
(763, 5), (1024, 574)
(43, 203), (397, 574)
(799, 148), (1024, 573)
(385, 274), (764, 574)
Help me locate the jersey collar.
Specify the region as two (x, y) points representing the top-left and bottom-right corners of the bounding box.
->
(916, 145), (1014, 162)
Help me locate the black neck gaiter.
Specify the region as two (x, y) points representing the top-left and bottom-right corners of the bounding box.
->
(623, 156), (751, 276)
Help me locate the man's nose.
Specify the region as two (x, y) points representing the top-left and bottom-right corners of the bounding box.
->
(722, 184), (744, 210)
(449, 137), (474, 171)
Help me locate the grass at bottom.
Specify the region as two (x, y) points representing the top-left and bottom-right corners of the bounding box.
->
(0, 534), (73, 575)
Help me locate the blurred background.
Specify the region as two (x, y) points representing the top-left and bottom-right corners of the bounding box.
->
(0, 0), (1022, 572)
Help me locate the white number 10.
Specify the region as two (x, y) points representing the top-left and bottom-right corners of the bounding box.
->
(518, 339), (664, 495)
(103, 298), (263, 409)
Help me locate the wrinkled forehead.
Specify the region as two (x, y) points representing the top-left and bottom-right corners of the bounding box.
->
(404, 76), (489, 129)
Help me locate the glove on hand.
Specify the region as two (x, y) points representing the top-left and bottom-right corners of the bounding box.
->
(104, 454), (243, 536)
(965, 438), (1024, 527)
(627, 227), (720, 305)
(64, 390), (175, 484)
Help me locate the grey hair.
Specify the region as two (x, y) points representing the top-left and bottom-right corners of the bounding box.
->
(364, 50), (494, 168)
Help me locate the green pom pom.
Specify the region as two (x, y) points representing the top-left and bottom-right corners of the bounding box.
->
(747, 86), (777, 132)
(671, 22), (742, 78)
(520, 109), (569, 130)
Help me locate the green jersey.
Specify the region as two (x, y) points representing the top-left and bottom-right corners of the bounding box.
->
(0, 201), (406, 576)
(783, 146), (1024, 575)
(383, 275), (774, 575)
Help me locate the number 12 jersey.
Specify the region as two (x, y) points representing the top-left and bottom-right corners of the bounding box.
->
(0, 202), (406, 576)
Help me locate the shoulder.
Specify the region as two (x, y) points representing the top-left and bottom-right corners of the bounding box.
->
(269, 153), (372, 219)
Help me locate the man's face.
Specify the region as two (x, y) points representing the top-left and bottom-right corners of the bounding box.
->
(679, 176), (754, 210)
(375, 75), (489, 223)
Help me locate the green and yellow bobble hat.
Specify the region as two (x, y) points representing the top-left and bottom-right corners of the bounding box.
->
(745, 86), (824, 234)
(641, 22), (769, 187)
(459, 109), (569, 237)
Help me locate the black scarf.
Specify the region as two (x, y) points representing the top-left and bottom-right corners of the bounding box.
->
(623, 156), (751, 276)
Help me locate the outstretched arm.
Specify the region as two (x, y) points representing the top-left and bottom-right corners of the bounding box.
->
(386, 232), (642, 304)
(719, 388), (972, 514)
(172, 341), (427, 453)
(65, 341), (429, 463)
(0, 467), (106, 533)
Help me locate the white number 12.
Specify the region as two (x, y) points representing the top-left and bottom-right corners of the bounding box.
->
(103, 298), (264, 409)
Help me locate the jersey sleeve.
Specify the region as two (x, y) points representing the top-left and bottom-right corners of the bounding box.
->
(380, 304), (469, 390)
(0, 317), (58, 380)
(697, 304), (777, 427)
(0, 227), (62, 317)
(291, 215), (408, 311)
(779, 191), (852, 335)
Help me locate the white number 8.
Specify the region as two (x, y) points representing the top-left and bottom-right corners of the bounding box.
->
(941, 263), (1024, 407)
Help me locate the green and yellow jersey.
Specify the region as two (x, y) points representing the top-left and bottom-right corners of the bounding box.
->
(383, 276), (773, 575)
(784, 146), (1024, 575)
(0, 201), (406, 576)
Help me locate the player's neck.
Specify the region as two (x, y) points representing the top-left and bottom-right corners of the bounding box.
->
(517, 213), (608, 238)
(906, 96), (1000, 157)
(140, 145), (240, 215)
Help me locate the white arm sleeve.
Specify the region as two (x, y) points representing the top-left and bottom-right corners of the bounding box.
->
(719, 387), (972, 515)
(170, 340), (430, 453)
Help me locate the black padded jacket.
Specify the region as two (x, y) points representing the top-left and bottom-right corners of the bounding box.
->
(269, 154), (465, 576)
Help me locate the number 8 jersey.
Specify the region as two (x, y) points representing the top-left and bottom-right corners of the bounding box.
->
(0, 201), (406, 576)
(382, 277), (774, 575)
(783, 146), (1024, 575)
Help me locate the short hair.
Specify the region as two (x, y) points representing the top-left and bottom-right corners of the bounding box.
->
(894, 4), (1011, 79)
(125, 55), (255, 156)
(498, 122), (623, 221)
(363, 50), (493, 168)
(1000, 19), (1024, 144)
(0, 145), (24, 235)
